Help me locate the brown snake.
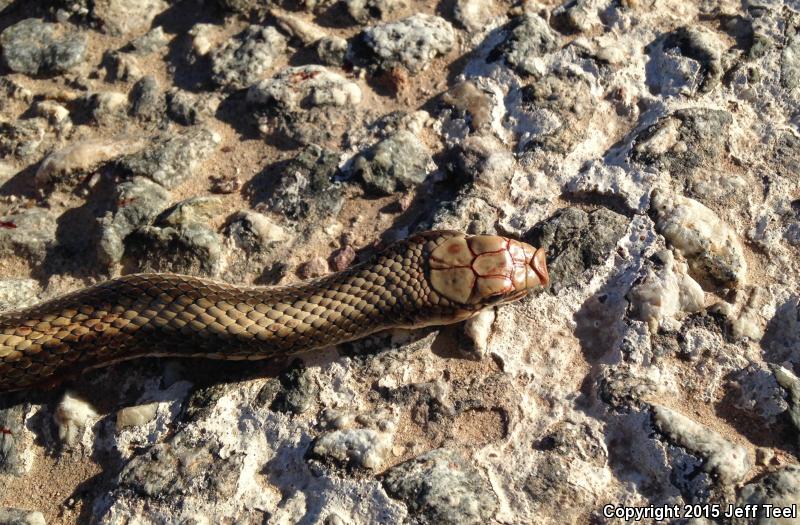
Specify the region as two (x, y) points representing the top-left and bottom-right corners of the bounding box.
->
(0, 231), (549, 392)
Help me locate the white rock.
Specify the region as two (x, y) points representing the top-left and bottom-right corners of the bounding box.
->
(652, 404), (751, 485)
(273, 11), (325, 45)
(567, 162), (657, 212)
(651, 190), (747, 288)
(463, 309), (496, 356)
(54, 391), (100, 447)
(454, 0), (496, 32)
(116, 402), (160, 430)
(628, 249), (704, 332)
(312, 427), (394, 470)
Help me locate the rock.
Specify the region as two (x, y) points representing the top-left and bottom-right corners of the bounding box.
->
(130, 26), (169, 55)
(54, 391), (100, 447)
(0, 278), (40, 312)
(351, 130), (431, 195)
(525, 207), (629, 292)
(0, 208), (57, 264)
(208, 173), (240, 194)
(728, 364), (790, 425)
(734, 466), (800, 525)
(628, 249), (705, 332)
(0, 405), (27, 475)
(440, 80), (497, 135)
(216, 0), (274, 15)
(262, 144), (344, 223)
(651, 404), (750, 485)
(0, 118), (50, 159)
(189, 23), (217, 57)
(35, 137), (142, 193)
(362, 14), (455, 73)
(31, 100), (71, 133)
(345, 0), (407, 24)
(551, 0), (601, 34)
(567, 162), (656, 212)
(645, 26), (724, 95)
(93, 0), (169, 36)
(97, 176), (171, 266)
(224, 210), (288, 254)
(630, 108), (734, 203)
(122, 196), (227, 275)
(329, 244), (356, 271)
(0, 18), (87, 76)
(166, 89), (220, 126)
(83, 90), (129, 123)
(453, 0), (495, 33)
(211, 25), (287, 91)
(517, 70), (595, 153)
(488, 14), (560, 76)
(0, 78), (33, 110)
(315, 36), (349, 66)
(265, 361), (319, 414)
(104, 51), (143, 81)
(118, 127), (221, 189)
(781, 31), (800, 89)
(125, 222), (224, 276)
(772, 365), (800, 444)
(157, 196), (225, 228)
(650, 190), (747, 288)
(129, 75), (166, 123)
(312, 427), (393, 470)
(462, 309), (495, 357)
(382, 448), (498, 525)
(246, 65), (362, 146)
(297, 256), (329, 279)
(117, 402), (160, 430)
(118, 434), (242, 499)
(273, 11), (325, 45)
(0, 509), (46, 525)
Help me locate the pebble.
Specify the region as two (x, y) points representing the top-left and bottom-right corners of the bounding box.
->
(489, 14), (560, 76)
(362, 14), (455, 73)
(0, 19), (87, 76)
(298, 256), (329, 279)
(118, 126), (221, 189)
(211, 26), (287, 91)
(351, 130), (432, 195)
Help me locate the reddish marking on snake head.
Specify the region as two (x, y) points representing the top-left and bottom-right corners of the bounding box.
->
(0, 427), (12, 435)
(0, 221), (17, 229)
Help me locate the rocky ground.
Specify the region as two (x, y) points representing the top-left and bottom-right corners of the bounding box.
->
(0, 0), (798, 523)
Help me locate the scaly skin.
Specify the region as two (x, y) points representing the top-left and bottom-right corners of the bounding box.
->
(0, 231), (549, 392)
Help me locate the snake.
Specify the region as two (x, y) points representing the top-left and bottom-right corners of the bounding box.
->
(0, 231), (549, 392)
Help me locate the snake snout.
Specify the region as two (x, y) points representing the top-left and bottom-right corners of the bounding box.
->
(530, 247), (549, 288)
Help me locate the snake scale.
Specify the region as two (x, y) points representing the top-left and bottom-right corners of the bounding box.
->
(0, 231), (549, 392)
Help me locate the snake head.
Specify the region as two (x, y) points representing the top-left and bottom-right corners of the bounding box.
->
(428, 234), (549, 307)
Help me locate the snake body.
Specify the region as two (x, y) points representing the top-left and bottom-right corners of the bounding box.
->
(0, 231), (548, 392)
